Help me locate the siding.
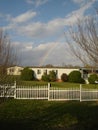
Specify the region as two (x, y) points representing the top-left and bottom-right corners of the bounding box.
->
(32, 68), (79, 80)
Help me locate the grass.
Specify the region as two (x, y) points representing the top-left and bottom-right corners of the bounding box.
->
(17, 80), (98, 89)
(0, 99), (98, 130)
(3, 75), (98, 89)
(1, 80), (98, 129)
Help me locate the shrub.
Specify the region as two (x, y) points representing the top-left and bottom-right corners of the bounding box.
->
(41, 70), (57, 82)
(61, 73), (68, 82)
(88, 73), (98, 84)
(49, 71), (57, 82)
(68, 71), (85, 83)
(21, 67), (35, 81)
(41, 73), (50, 82)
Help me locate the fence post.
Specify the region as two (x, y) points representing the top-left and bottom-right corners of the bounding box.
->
(80, 84), (82, 102)
(14, 81), (16, 99)
(48, 83), (50, 101)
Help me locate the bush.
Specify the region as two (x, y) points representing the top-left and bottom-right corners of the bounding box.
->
(21, 67), (35, 81)
(61, 73), (68, 82)
(41, 73), (50, 82)
(68, 71), (85, 83)
(49, 71), (57, 82)
(88, 73), (98, 84)
(41, 70), (57, 82)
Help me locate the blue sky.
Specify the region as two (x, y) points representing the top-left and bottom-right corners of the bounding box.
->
(0, 0), (98, 66)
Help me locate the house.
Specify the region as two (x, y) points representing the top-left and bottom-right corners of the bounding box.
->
(7, 66), (98, 83)
(31, 67), (79, 80)
(7, 66), (23, 75)
(80, 67), (98, 84)
(80, 67), (98, 78)
(7, 66), (79, 80)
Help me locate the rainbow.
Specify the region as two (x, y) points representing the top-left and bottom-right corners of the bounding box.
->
(39, 42), (59, 66)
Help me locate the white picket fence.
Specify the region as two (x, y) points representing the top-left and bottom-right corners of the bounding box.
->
(49, 87), (80, 101)
(1, 83), (98, 101)
(80, 88), (98, 101)
(15, 85), (48, 99)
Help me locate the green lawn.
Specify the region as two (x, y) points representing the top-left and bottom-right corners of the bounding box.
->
(0, 99), (98, 130)
(17, 80), (98, 89)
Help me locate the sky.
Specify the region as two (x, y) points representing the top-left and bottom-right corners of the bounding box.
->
(0, 0), (98, 66)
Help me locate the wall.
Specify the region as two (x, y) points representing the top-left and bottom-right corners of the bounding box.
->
(32, 68), (79, 80)
(7, 66), (80, 80)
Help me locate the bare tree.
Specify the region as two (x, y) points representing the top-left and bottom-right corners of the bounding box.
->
(0, 28), (18, 82)
(65, 15), (98, 67)
(0, 28), (18, 100)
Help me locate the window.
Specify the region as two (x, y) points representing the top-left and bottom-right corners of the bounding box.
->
(43, 69), (47, 74)
(37, 69), (41, 74)
(54, 70), (58, 74)
(10, 68), (14, 73)
(55, 70), (58, 74)
(18, 69), (22, 72)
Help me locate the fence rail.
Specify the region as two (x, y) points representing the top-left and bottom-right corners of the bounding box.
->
(1, 83), (98, 101)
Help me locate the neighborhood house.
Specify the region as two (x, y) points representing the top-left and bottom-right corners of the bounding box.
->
(32, 67), (79, 80)
(7, 66), (23, 75)
(7, 66), (79, 80)
(7, 66), (98, 82)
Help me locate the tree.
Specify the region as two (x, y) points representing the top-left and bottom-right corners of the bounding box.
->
(65, 14), (98, 67)
(0, 28), (17, 83)
(0, 28), (18, 101)
(21, 67), (35, 81)
(44, 64), (54, 68)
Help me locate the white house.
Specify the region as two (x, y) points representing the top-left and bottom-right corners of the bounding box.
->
(7, 66), (23, 75)
(31, 67), (79, 80)
(7, 66), (98, 83)
(7, 66), (79, 80)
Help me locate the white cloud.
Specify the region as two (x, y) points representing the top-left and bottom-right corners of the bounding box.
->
(0, 13), (12, 22)
(26, 0), (49, 7)
(14, 20), (64, 40)
(0, 0), (96, 66)
(26, 0), (34, 4)
(73, 0), (84, 3)
(11, 10), (36, 24)
(12, 41), (81, 66)
(12, 1), (94, 39)
(72, 0), (96, 7)
(3, 10), (37, 31)
(72, 0), (85, 5)
(3, 0), (95, 40)
(35, 0), (49, 7)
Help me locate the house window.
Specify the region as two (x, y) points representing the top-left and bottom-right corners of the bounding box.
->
(10, 68), (14, 73)
(37, 69), (41, 74)
(55, 70), (58, 74)
(18, 69), (22, 72)
(53, 70), (58, 74)
(43, 69), (47, 74)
